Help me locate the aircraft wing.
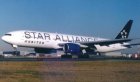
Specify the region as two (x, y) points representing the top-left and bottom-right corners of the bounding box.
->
(122, 43), (140, 47)
(79, 39), (132, 46)
(58, 38), (133, 48)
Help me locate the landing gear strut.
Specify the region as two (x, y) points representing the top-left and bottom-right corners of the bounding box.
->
(12, 45), (19, 56)
(61, 51), (72, 58)
(96, 52), (101, 56)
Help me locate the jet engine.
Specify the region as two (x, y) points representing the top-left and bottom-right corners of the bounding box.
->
(63, 43), (81, 54)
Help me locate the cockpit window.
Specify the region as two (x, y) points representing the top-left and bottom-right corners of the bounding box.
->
(5, 34), (12, 36)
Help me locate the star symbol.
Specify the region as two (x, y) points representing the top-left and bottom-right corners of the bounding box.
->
(121, 30), (127, 38)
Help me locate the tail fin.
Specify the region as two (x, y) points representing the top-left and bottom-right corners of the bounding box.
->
(115, 20), (133, 39)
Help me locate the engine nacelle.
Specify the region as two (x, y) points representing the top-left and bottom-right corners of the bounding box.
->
(34, 48), (57, 54)
(63, 43), (81, 54)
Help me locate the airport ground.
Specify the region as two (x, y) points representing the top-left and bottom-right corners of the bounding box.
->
(0, 59), (140, 82)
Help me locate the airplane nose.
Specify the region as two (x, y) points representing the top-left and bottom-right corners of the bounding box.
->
(1, 36), (6, 41)
(1, 36), (9, 42)
(1, 33), (13, 43)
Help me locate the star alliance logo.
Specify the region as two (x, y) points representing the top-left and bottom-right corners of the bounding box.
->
(121, 30), (127, 38)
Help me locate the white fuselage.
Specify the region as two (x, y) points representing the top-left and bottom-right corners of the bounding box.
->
(1, 30), (127, 52)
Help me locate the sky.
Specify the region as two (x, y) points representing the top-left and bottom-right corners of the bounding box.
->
(0, 0), (140, 51)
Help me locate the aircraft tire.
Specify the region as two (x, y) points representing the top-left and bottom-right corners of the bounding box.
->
(78, 55), (89, 58)
(61, 55), (72, 58)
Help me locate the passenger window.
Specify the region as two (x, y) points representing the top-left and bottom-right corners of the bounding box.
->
(5, 34), (12, 36)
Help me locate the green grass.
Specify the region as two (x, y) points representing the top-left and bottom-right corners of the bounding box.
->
(0, 62), (43, 82)
(0, 61), (140, 82)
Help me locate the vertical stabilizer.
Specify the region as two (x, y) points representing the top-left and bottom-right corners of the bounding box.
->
(115, 20), (133, 39)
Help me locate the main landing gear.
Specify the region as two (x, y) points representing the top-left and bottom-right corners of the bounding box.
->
(61, 51), (73, 58)
(61, 48), (91, 58)
(61, 54), (90, 58)
(78, 54), (89, 58)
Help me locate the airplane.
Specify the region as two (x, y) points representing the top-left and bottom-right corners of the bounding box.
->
(1, 20), (139, 58)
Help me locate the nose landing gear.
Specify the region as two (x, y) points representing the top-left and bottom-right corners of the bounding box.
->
(12, 45), (19, 56)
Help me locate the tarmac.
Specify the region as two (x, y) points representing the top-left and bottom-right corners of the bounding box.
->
(0, 56), (140, 61)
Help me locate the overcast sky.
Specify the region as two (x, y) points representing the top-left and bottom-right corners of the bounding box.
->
(0, 0), (140, 51)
